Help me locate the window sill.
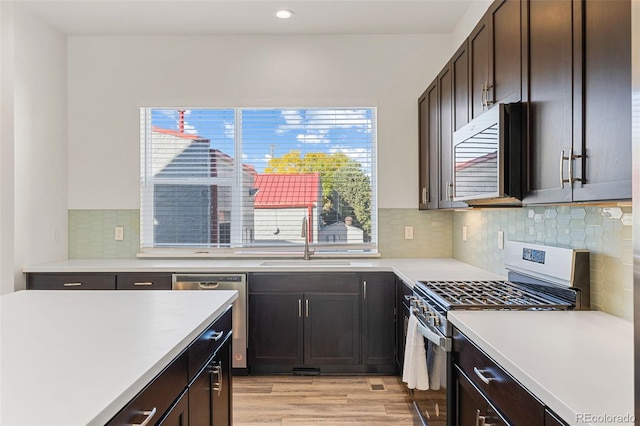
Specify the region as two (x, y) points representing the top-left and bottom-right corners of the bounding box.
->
(136, 250), (381, 260)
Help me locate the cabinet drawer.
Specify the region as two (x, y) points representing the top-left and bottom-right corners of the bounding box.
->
(27, 273), (116, 290)
(117, 273), (172, 290)
(106, 351), (188, 426)
(187, 307), (232, 382)
(453, 328), (545, 425)
(249, 272), (360, 293)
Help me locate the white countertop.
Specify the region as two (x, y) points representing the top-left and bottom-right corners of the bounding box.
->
(448, 310), (634, 426)
(1, 290), (238, 425)
(22, 257), (506, 287)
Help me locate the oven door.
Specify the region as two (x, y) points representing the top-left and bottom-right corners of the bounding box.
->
(404, 310), (450, 426)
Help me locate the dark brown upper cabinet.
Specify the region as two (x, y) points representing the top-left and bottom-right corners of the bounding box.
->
(523, 0), (631, 203)
(469, 0), (522, 120)
(439, 55), (468, 209)
(418, 82), (439, 210)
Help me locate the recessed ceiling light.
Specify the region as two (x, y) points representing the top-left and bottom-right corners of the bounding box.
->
(276, 9), (294, 19)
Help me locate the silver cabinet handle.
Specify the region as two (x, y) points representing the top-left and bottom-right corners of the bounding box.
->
(63, 282), (82, 287)
(571, 151), (583, 184)
(481, 82), (486, 107)
(363, 280), (367, 299)
(133, 282), (153, 286)
(212, 365), (223, 396)
(560, 150), (571, 188)
(421, 187), (428, 204)
(298, 299), (302, 317)
(210, 330), (224, 341)
(475, 409), (483, 426)
(305, 299), (309, 317)
(473, 367), (496, 385)
(132, 407), (157, 426)
(485, 82), (494, 106)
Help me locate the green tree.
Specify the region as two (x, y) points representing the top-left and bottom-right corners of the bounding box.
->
(333, 163), (372, 237)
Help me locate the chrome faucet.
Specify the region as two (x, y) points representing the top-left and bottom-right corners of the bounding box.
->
(301, 216), (315, 260)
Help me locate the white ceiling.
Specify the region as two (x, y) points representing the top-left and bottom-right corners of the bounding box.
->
(16, 0), (476, 36)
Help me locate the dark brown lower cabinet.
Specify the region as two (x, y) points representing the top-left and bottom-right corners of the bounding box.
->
(248, 290), (360, 373)
(453, 367), (508, 426)
(248, 272), (395, 374)
(453, 327), (568, 426)
(189, 335), (232, 426)
(107, 307), (232, 426)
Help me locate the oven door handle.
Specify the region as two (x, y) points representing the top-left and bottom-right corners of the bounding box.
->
(416, 320), (451, 352)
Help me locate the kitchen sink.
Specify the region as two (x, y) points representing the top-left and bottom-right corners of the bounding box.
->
(259, 260), (352, 267)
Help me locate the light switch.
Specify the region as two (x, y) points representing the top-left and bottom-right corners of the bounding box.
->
(115, 226), (124, 241)
(498, 230), (504, 250)
(462, 226), (468, 242)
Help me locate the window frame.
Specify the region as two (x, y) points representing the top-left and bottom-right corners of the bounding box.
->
(139, 106), (379, 257)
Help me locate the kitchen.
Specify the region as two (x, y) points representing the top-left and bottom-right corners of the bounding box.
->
(0, 0), (638, 425)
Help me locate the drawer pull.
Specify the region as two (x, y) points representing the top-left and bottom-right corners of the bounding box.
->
(63, 282), (82, 287)
(210, 331), (224, 341)
(473, 367), (496, 385)
(132, 407), (157, 426)
(133, 282), (153, 286)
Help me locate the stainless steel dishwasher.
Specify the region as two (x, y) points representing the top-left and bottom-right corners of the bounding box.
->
(172, 273), (247, 371)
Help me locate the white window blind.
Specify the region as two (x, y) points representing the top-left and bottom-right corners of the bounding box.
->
(140, 107), (377, 253)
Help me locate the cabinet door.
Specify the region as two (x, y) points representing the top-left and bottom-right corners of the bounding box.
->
(489, 0), (522, 105)
(361, 273), (395, 367)
(418, 82), (439, 209)
(189, 359), (213, 426)
(395, 278), (412, 370)
(248, 292), (303, 366)
(573, 0), (631, 201)
(438, 65), (454, 208)
(523, 0), (578, 204)
(469, 16), (490, 120)
(438, 63), (467, 209)
(304, 293), (360, 365)
(212, 339), (232, 426)
(452, 40), (470, 132)
(453, 367), (489, 426)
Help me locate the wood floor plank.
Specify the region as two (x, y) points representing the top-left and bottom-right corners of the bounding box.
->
(233, 375), (419, 425)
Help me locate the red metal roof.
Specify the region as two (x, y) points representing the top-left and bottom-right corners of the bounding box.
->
(254, 173), (321, 208)
(152, 126), (204, 140)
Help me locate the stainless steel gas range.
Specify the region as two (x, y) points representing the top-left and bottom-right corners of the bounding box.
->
(403, 241), (590, 426)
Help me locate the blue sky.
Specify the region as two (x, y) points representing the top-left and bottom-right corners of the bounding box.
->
(151, 108), (374, 174)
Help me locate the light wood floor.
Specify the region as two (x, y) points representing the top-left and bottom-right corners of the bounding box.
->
(232, 375), (418, 425)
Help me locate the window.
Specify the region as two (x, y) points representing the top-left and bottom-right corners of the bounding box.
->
(140, 107), (377, 254)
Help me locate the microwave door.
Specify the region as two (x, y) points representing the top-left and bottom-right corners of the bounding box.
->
(453, 109), (503, 201)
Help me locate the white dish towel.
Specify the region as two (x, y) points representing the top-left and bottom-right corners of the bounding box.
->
(402, 313), (430, 390)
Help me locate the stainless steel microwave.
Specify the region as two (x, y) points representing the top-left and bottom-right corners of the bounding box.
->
(452, 103), (526, 205)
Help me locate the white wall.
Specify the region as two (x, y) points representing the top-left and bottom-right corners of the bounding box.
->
(7, 5), (68, 291)
(67, 34), (452, 210)
(0, 1), (15, 294)
(450, 0), (492, 51)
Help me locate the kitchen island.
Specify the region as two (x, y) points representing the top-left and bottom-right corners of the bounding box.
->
(0, 289), (238, 425)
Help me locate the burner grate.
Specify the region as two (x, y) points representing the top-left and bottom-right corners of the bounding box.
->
(417, 280), (572, 310)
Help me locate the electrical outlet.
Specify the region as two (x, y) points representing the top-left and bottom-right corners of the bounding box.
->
(498, 230), (504, 250)
(404, 226), (414, 240)
(462, 226), (468, 242)
(115, 226), (124, 241)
